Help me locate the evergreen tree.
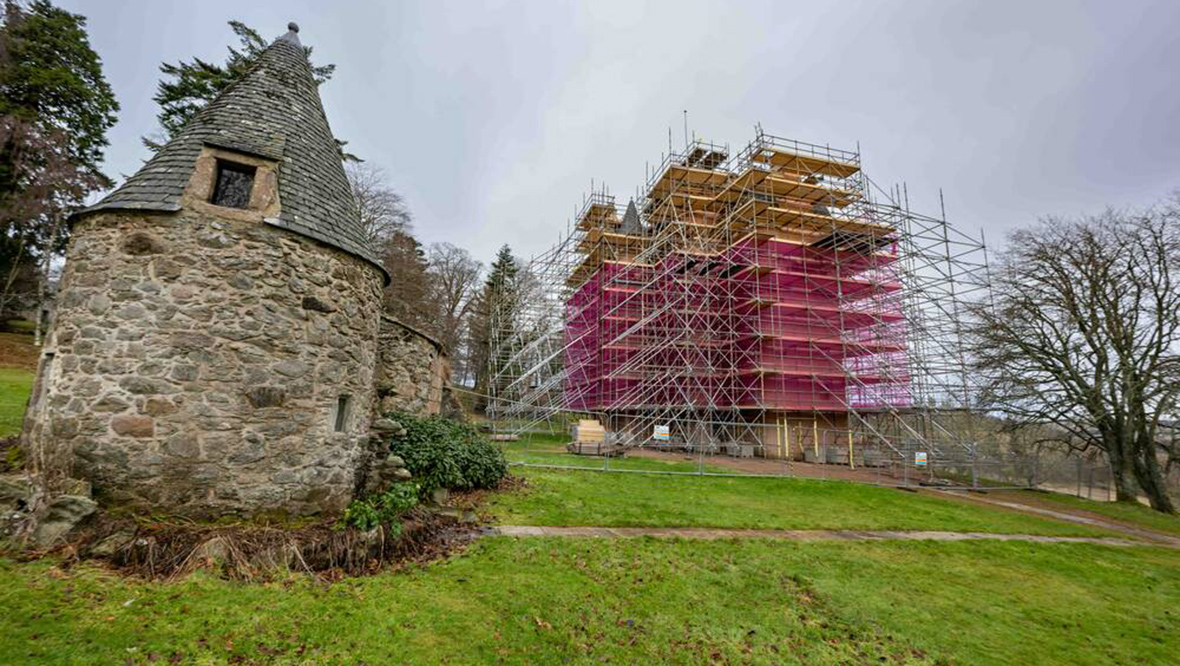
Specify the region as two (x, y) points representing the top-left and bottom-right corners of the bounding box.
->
(144, 21), (335, 151)
(0, 0), (117, 319)
(0, 1), (117, 183)
(380, 229), (434, 332)
(469, 245), (520, 411)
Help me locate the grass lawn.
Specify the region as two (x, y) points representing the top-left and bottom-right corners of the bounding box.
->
(0, 328), (37, 437)
(508, 447), (730, 473)
(488, 466), (1119, 536)
(2, 319), (36, 334)
(3, 538), (1177, 665)
(505, 431), (738, 473)
(0, 366), (33, 437)
(1030, 490), (1180, 536)
(2, 405), (1173, 663)
(1, 427), (1174, 664)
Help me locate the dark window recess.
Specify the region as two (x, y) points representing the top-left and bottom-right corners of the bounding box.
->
(334, 395), (351, 432)
(210, 161), (257, 209)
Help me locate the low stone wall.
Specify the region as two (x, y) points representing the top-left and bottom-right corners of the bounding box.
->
(374, 317), (450, 417)
(25, 210), (385, 517)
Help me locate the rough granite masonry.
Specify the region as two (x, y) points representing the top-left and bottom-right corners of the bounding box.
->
(22, 24), (444, 518)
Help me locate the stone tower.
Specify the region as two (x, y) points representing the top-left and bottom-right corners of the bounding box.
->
(24, 24), (388, 517)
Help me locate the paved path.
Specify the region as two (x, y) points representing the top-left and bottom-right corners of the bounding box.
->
(930, 491), (1180, 547)
(490, 525), (1174, 548)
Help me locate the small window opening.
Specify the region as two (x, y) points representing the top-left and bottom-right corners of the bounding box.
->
(333, 395), (351, 432)
(210, 160), (257, 209)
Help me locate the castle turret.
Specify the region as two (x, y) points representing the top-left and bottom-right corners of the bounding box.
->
(25, 23), (387, 517)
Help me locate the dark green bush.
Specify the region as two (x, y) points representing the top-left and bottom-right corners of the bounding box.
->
(341, 482), (419, 532)
(386, 413), (508, 496)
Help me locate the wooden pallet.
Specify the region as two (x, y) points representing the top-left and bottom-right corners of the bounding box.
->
(566, 441), (627, 457)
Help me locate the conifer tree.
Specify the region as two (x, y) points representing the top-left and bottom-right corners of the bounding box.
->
(469, 245), (520, 410)
(144, 21), (335, 151)
(381, 230), (433, 330)
(0, 0), (117, 318)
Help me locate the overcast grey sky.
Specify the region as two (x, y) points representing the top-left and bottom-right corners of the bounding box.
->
(64, 0), (1180, 264)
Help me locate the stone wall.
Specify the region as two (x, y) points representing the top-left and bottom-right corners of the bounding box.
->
(25, 210), (385, 517)
(374, 317), (450, 417)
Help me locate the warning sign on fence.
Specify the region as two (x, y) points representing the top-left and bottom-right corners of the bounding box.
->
(653, 424), (670, 441)
(915, 451), (928, 466)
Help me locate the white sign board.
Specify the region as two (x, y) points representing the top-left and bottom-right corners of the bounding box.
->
(914, 451), (928, 466)
(653, 424), (670, 441)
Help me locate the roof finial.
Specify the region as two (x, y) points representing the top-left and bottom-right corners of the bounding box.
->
(278, 21), (302, 46)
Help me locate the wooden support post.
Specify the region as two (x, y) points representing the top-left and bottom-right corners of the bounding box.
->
(812, 418), (820, 459)
(779, 417), (785, 458)
(774, 416), (782, 458)
(783, 418), (791, 460)
(847, 430), (855, 470)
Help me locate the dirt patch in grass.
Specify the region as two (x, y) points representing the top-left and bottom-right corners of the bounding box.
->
(48, 508), (483, 581)
(0, 332), (38, 371)
(451, 473), (528, 521)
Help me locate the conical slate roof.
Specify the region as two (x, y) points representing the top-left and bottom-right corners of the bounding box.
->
(620, 199), (642, 234)
(80, 24), (384, 275)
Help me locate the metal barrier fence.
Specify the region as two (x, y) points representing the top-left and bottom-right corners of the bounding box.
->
(496, 421), (1176, 503)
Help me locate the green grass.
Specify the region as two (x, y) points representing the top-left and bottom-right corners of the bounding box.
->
(2, 420), (1171, 663)
(2, 539), (1176, 665)
(0, 367), (33, 437)
(1030, 490), (1180, 536)
(505, 431), (732, 473)
(2, 319), (35, 334)
(1, 430), (1172, 664)
(489, 466), (1116, 536)
(508, 448), (730, 472)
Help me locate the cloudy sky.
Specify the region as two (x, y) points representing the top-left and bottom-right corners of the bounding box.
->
(63, 0), (1180, 264)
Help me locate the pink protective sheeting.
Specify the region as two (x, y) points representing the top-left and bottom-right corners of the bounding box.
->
(565, 235), (911, 412)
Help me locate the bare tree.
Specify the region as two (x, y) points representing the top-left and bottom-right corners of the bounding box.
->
(426, 242), (482, 355)
(346, 162), (411, 248)
(344, 162), (438, 328)
(0, 117), (100, 321)
(969, 198), (1180, 513)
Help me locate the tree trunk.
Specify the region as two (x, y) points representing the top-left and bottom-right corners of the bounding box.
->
(1106, 445), (1140, 504)
(1113, 474), (1140, 504)
(0, 232), (28, 319)
(1132, 441), (1177, 514)
(32, 213), (62, 347)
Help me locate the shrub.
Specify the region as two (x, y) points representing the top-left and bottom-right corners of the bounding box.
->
(341, 482), (419, 532)
(386, 412), (508, 496)
(0, 438), (23, 473)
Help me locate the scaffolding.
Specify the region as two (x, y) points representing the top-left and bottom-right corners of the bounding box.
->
(488, 129), (1016, 486)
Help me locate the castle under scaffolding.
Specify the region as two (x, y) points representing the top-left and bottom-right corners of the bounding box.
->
(488, 129), (1006, 482)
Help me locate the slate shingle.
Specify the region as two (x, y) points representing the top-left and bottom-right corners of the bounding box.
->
(76, 27), (386, 281)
